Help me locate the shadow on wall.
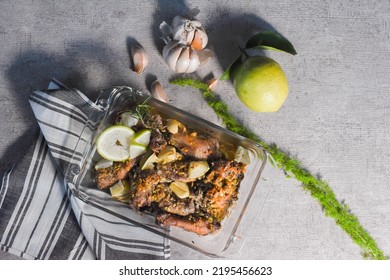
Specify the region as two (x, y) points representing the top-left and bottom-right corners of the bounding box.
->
(151, 0), (190, 53)
(205, 10), (278, 71)
(151, 1), (278, 75)
(1, 40), (136, 175)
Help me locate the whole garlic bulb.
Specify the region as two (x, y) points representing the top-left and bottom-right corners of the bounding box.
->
(162, 41), (200, 73)
(171, 16), (208, 51)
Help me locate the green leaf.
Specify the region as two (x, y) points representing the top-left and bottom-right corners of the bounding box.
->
(246, 31), (297, 55)
(220, 55), (242, 81)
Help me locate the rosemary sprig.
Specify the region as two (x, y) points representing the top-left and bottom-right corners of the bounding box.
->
(170, 77), (387, 260)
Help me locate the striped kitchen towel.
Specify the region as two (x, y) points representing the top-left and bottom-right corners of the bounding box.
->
(0, 80), (170, 260)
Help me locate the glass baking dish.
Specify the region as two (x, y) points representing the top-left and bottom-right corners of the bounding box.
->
(65, 86), (268, 257)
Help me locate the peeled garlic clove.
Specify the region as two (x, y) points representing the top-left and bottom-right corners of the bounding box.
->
(175, 47), (191, 73)
(110, 180), (132, 202)
(191, 28), (208, 51)
(166, 119), (186, 134)
(169, 181), (190, 199)
(185, 49), (200, 73)
(120, 112), (139, 127)
(188, 161), (210, 179)
(150, 80), (169, 103)
(94, 159), (113, 170)
(157, 145), (178, 164)
(131, 45), (148, 74)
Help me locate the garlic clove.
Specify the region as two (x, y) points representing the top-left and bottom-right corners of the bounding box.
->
(206, 78), (218, 91)
(131, 45), (148, 74)
(185, 29), (196, 46)
(162, 41), (178, 61)
(165, 44), (183, 72)
(185, 49), (200, 73)
(166, 119), (186, 134)
(175, 47), (191, 73)
(191, 28), (208, 51)
(150, 80), (169, 103)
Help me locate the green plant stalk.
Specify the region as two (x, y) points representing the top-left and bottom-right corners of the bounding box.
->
(170, 78), (387, 260)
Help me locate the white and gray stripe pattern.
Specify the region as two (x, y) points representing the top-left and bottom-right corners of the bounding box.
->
(0, 81), (170, 259)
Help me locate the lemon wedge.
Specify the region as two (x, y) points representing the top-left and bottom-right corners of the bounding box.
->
(96, 125), (134, 161)
(132, 129), (151, 146)
(129, 142), (147, 159)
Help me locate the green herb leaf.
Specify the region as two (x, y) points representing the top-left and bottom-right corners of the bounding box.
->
(170, 78), (387, 260)
(246, 31), (297, 55)
(220, 55), (242, 81)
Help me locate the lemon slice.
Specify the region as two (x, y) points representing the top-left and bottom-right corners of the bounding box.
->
(96, 125), (134, 161)
(129, 142), (147, 159)
(169, 181), (190, 199)
(234, 146), (251, 164)
(132, 129), (151, 146)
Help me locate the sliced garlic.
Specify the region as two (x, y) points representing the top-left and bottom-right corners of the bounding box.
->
(188, 161), (210, 179)
(131, 45), (148, 74)
(169, 181), (190, 199)
(150, 80), (169, 103)
(166, 119), (186, 134)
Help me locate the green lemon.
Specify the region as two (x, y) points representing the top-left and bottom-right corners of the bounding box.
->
(233, 56), (289, 112)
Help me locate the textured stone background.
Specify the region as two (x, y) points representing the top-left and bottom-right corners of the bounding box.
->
(0, 0), (389, 259)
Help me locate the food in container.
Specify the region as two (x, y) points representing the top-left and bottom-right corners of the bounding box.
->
(66, 87), (267, 256)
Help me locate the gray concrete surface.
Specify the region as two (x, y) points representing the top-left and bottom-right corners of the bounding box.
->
(1, 0), (389, 259)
